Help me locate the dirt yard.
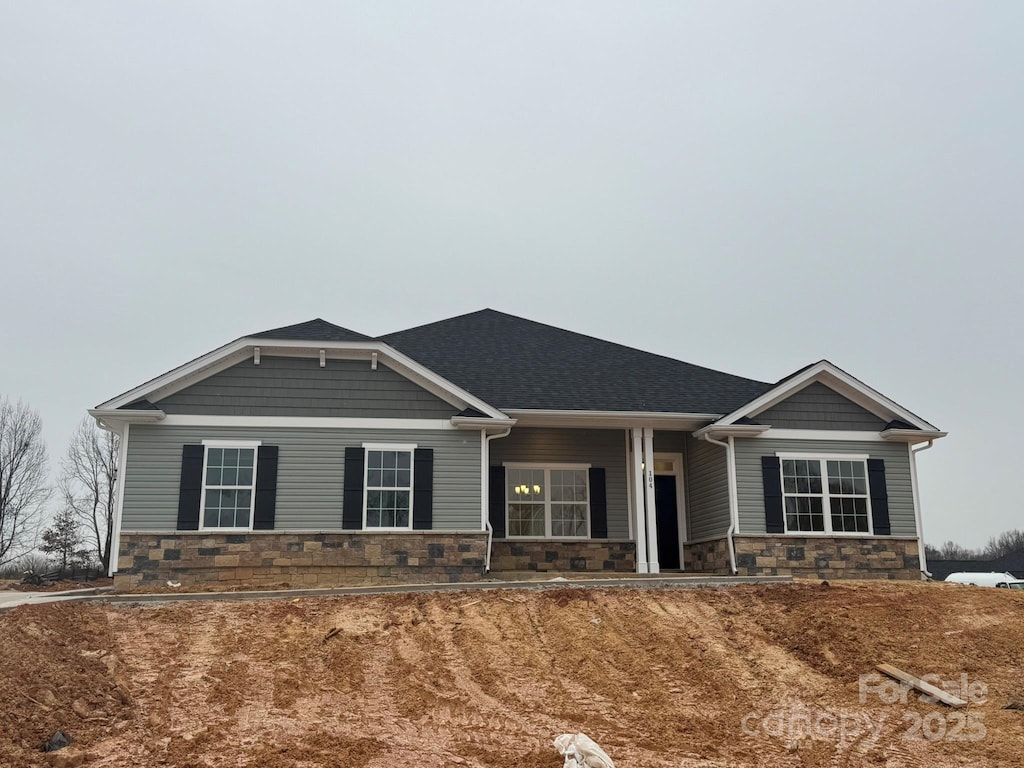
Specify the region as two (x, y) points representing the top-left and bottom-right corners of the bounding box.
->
(1, 581), (1022, 767)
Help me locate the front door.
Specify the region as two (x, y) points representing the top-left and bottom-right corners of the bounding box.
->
(654, 474), (680, 570)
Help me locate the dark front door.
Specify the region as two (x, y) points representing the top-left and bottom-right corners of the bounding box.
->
(654, 475), (680, 570)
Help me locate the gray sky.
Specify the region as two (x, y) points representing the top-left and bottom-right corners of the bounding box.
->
(2, 2), (1021, 549)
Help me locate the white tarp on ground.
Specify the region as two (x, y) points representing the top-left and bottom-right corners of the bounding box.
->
(554, 733), (615, 768)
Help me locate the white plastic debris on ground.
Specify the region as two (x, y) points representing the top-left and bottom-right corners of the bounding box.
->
(554, 733), (615, 768)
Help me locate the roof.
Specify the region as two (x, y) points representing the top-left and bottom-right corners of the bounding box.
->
(250, 318), (371, 342)
(379, 309), (771, 414)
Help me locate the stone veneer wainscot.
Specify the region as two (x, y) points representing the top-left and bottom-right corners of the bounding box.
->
(115, 531), (488, 589)
(684, 536), (921, 579)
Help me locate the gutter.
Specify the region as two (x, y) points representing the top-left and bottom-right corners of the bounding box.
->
(482, 427), (513, 572)
(698, 432), (740, 575)
(910, 439), (936, 579)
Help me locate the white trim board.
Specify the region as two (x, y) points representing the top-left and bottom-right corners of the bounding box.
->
(95, 338), (509, 421)
(715, 361), (939, 432)
(757, 429), (887, 442)
(504, 409), (719, 430)
(156, 415), (459, 430)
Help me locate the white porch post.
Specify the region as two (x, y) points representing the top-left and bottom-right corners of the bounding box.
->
(630, 428), (648, 573)
(643, 427), (660, 574)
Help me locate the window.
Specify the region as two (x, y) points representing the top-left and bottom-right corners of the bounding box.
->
(364, 444), (414, 529)
(780, 456), (871, 534)
(506, 465), (590, 538)
(201, 442), (259, 530)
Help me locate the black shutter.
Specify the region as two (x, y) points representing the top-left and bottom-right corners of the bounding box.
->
(176, 445), (205, 531)
(589, 468), (608, 538)
(488, 466), (505, 539)
(412, 448), (433, 530)
(253, 445), (279, 530)
(762, 456), (785, 534)
(867, 458), (891, 535)
(342, 447), (365, 530)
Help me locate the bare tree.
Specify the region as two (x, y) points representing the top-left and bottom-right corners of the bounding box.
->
(983, 529), (1024, 559)
(0, 398), (50, 565)
(926, 540), (983, 560)
(60, 417), (119, 572)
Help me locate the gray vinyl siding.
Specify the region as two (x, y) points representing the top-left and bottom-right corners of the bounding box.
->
(653, 431), (687, 454)
(121, 424), (481, 531)
(734, 438), (916, 537)
(490, 428), (629, 540)
(683, 434), (731, 540)
(756, 382), (887, 430)
(154, 356), (458, 418)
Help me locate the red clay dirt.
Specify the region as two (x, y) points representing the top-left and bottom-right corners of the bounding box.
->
(1, 580), (1022, 767)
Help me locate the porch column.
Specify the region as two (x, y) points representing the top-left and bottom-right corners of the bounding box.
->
(643, 427), (660, 574)
(630, 428), (648, 573)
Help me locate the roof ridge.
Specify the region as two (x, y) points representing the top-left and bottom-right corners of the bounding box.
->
(383, 308), (769, 387)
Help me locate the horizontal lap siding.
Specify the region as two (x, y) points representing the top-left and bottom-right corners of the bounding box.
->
(734, 438), (915, 536)
(122, 425), (481, 531)
(684, 434), (730, 540)
(756, 382), (887, 430)
(490, 428), (629, 540)
(155, 356), (457, 418)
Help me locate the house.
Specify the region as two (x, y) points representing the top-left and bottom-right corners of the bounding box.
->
(89, 310), (946, 588)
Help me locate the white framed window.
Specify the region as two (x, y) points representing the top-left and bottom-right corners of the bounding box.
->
(778, 453), (872, 535)
(199, 440), (261, 531)
(363, 443), (416, 529)
(505, 463), (590, 538)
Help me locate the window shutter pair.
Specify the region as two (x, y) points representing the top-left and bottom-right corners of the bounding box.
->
(176, 445), (279, 530)
(342, 446), (434, 530)
(486, 466), (608, 539)
(760, 456), (891, 535)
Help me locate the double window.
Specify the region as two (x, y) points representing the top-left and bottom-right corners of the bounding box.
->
(363, 444), (414, 529)
(505, 464), (590, 538)
(780, 455), (871, 534)
(200, 441), (260, 530)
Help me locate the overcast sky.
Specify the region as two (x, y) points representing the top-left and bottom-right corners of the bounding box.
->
(2, 2), (1021, 549)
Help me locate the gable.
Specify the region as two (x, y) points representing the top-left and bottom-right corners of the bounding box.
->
(153, 356), (459, 419)
(754, 382), (887, 431)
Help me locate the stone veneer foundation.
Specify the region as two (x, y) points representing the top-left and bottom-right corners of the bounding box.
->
(115, 531), (489, 589)
(684, 536), (922, 579)
(488, 540), (636, 573)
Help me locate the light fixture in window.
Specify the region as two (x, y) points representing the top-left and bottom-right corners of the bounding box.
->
(533, 484), (541, 494)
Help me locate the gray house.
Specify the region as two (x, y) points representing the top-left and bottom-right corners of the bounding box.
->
(90, 310), (946, 588)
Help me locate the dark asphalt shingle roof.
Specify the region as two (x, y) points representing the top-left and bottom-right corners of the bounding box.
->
(251, 318), (371, 342)
(379, 309), (771, 414)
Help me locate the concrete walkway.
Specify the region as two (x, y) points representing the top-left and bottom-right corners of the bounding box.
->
(0, 574), (791, 612)
(0, 586), (113, 610)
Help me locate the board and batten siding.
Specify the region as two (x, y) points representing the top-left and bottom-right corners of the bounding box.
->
(154, 356), (458, 418)
(490, 428), (629, 540)
(734, 438), (916, 537)
(755, 382), (887, 430)
(683, 434), (731, 541)
(121, 424), (482, 531)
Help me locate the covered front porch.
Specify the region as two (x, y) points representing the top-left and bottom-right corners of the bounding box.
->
(485, 422), (719, 576)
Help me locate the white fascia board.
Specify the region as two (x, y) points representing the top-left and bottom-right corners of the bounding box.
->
(714, 361), (939, 432)
(160, 415), (458, 430)
(880, 429), (948, 444)
(450, 417), (518, 429)
(88, 408), (166, 430)
(692, 423), (771, 439)
(373, 343), (507, 420)
(503, 409), (720, 430)
(95, 337), (508, 421)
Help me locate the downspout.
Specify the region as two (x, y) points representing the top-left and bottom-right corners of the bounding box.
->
(482, 427), (512, 573)
(101, 420), (130, 579)
(700, 433), (739, 576)
(910, 440), (935, 579)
